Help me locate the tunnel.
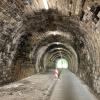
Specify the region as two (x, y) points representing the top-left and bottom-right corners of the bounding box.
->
(35, 42), (78, 73)
(0, 0), (100, 99)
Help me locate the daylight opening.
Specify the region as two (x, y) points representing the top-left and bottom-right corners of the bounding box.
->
(56, 58), (69, 69)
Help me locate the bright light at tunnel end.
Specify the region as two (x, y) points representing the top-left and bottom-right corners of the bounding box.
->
(43, 0), (49, 10)
(56, 58), (69, 69)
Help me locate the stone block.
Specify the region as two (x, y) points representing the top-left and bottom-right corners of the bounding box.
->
(97, 11), (100, 18)
(83, 11), (93, 21)
(96, 20), (100, 32)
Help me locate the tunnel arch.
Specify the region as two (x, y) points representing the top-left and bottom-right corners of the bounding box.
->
(11, 9), (94, 91)
(43, 48), (74, 70)
(35, 42), (78, 73)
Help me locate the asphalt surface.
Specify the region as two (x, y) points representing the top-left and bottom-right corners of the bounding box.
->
(50, 70), (98, 100)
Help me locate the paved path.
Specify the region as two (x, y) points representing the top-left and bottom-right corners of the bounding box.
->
(0, 73), (56, 100)
(50, 70), (98, 100)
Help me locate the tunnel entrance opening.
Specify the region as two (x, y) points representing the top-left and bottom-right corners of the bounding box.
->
(56, 58), (69, 69)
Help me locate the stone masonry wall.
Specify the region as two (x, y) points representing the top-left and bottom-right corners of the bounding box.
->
(0, 1), (23, 84)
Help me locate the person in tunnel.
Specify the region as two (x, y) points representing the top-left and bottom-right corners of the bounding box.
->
(54, 68), (61, 79)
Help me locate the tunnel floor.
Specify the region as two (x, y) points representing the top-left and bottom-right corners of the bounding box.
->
(0, 73), (56, 100)
(50, 70), (98, 100)
(0, 70), (98, 100)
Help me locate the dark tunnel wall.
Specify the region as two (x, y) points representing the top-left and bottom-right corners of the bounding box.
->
(0, 0), (100, 98)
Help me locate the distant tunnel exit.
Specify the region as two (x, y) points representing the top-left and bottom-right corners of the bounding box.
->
(56, 58), (68, 69)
